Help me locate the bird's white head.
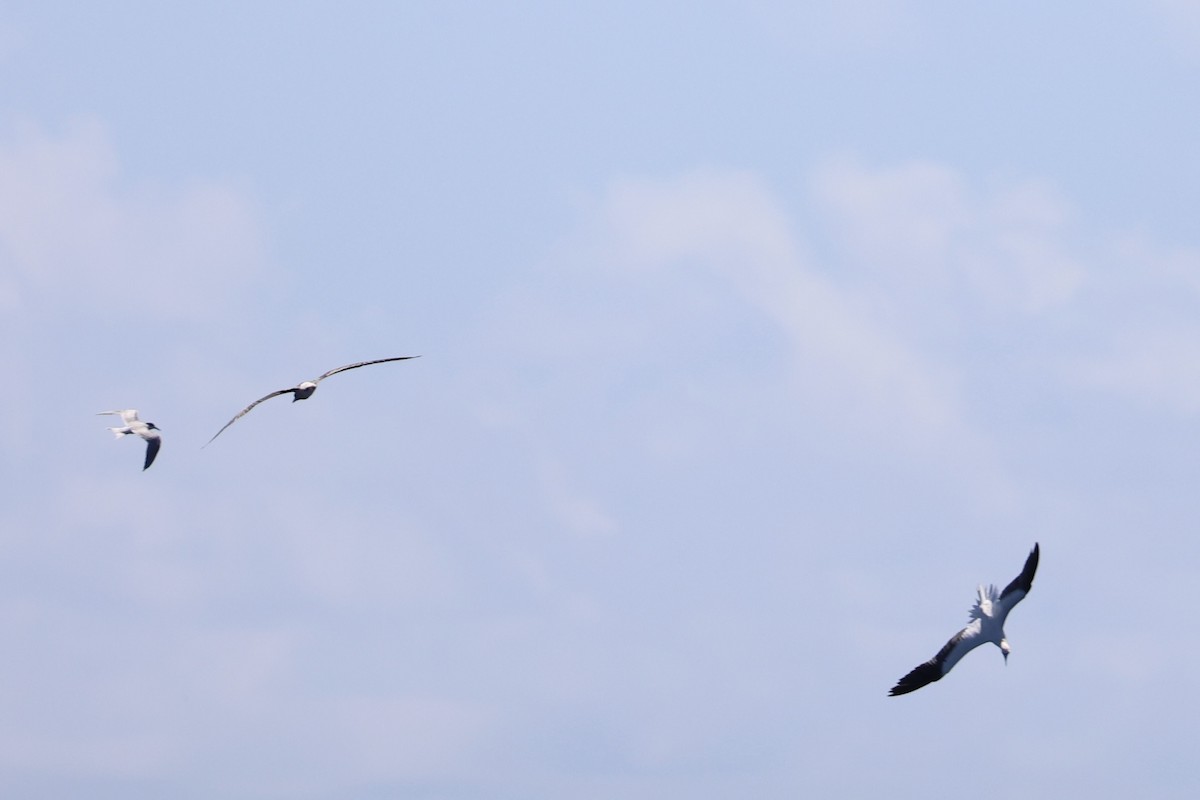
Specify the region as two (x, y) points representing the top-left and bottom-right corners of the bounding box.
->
(1000, 639), (1011, 664)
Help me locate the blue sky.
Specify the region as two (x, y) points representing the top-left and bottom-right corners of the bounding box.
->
(3, 2), (1200, 797)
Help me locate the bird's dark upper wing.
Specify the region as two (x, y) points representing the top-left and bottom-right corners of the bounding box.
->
(314, 356), (420, 383)
(143, 435), (161, 470)
(998, 543), (1040, 613)
(889, 623), (984, 696)
(204, 389), (294, 446)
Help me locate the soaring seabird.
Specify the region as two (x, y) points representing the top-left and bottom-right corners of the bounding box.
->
(97, 409), (162, 470)
(206, 356), (420, 445)
(889, 543), (1040, 696)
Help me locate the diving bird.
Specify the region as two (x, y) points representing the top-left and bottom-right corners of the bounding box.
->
(97, 409), (162, 470)
(206, 356), (420, 445)
(889, 543), (1040, 696)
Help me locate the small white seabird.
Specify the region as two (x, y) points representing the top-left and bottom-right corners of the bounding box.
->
(97, 409), (162, 470)
(889, 543), (1040, 696)
(206, 356), (420, 445)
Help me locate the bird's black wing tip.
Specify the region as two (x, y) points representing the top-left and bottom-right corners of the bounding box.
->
(143, 438), (161, 470)
(888, 661), (942, 696)
(1000, 542), (1040, 600)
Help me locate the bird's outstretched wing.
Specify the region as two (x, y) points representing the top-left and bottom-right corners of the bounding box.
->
(889, 621), (986, 696)
(997, 543), (1040, 619)
(143, 433), (161, 470)
(314, 356), (420, 383)
(97, 409), (140, 425)
(205, 389), (294, 446)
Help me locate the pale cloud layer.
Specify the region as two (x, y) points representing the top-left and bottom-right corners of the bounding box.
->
(594, 169), (973, 452)
(8, 143), (1200, 796)
(810, 156), (1200, 421)
(813, 157), (1085, 316)
(0, 120), (269, 322)
(1078, 325), (1200, 414)
(4, 3), (1200, 798)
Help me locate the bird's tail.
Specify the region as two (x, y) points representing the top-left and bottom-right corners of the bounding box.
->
(969, 584), (999, 619)
(109, 427), (127, 438)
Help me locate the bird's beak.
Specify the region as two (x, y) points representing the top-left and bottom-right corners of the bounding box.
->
(1003, 652), (1008, 665)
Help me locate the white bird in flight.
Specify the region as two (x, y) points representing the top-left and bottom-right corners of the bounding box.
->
(889, 543), (1040, 696)
(206, 356), (420, 445)
(97, 409), (162, 470)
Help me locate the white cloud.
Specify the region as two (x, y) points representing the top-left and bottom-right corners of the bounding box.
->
(1077, 326), (1200, 415)
(813, 157), (969, 275)
(1062, 234), (1200, 414)
(593, 168), (975, 454)
(0, 118), (270, 323)
(497, 158), (1200, 527)
(812, 156), (1085, 317)
(978, 180), (1085, 312)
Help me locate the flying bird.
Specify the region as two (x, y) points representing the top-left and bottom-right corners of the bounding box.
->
(97, 409), (162, 470)
(889, 543), (1040, 696)
(206, 356), (420, 445)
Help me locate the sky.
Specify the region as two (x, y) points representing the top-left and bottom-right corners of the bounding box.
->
(2, 1), (1200, 797)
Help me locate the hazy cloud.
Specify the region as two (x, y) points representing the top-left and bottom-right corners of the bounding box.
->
(812, 156), (1085, 318)
(592, 168), (977, 455)
(0, 119), (269, 323)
